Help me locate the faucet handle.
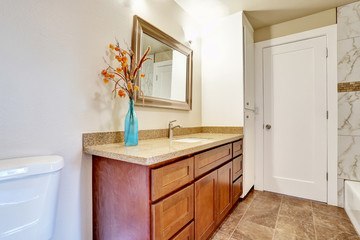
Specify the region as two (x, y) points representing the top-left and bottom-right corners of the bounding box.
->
(169, 120), (177, 124)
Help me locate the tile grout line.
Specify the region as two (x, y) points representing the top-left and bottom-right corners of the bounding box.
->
(311, 201), (318, 240)
(227, 192), (257, 240)
(271, 195), (283, 240)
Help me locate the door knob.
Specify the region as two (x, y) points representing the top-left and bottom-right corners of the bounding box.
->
(266, 124), (271, 130)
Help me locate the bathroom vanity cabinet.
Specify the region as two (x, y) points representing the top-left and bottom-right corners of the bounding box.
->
(91, 137), (243, 240)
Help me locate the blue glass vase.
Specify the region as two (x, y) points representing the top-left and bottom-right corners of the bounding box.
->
(125, 99), (138, 146)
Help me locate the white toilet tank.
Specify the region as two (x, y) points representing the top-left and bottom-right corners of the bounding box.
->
(0, 155), (64, 240)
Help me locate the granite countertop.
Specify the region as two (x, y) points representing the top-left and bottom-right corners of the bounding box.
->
(84, 133), (243, 166)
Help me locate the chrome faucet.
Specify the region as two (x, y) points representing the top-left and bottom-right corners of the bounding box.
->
(169, 120), (182, 139)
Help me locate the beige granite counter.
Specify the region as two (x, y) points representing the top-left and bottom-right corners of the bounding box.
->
(84, 133), (243, 166)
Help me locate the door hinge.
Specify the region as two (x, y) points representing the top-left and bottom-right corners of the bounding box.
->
(326, 48), (328, 58)
(326, 172), (328, 181)
(326, 111), (329, 119)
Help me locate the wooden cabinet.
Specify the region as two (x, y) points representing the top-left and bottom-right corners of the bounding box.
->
(152, 157), (194, 201)
(216, 162), (232, 224)
(92, 138), (243, 240)
(171, 222), (194, 240)
(195, 170), (217, 240)
(152, 185), (194, 240)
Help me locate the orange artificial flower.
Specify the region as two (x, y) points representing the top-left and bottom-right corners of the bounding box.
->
(140, 73), (145, 78)
(118, 90), (126, 98)
(101, 40), (151, 101)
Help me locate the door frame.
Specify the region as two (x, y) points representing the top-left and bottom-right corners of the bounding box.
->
(254, 25), (338, 205)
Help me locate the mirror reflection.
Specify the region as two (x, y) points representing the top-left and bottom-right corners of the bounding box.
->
(132, 15), (193, 110)
(141, 33), (187, 102)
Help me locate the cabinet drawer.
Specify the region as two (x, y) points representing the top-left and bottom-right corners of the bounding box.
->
(233, 140), (243, 157)
(152, 157), (194, 201)
(152, 184), (194, 240)
(171, 222), (194, 240)
(194, 144), (232, 177)
(232, 155), (243, 180)
(232, 176), (243, 204)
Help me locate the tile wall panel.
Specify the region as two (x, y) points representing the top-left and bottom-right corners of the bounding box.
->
(337, 1), (360, 207)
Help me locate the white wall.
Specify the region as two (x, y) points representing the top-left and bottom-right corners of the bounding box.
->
(201, 12), (244, 126)
(0, 0), (201, 239)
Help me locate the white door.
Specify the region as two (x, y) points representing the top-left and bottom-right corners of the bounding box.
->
(263, 36), (328, 202)
(153, 60), (172, 99)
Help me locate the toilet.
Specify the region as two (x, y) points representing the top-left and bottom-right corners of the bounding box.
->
(0, 155), (64, 240)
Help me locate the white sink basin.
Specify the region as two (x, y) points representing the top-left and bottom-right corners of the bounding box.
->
(172, 138), (208, 143)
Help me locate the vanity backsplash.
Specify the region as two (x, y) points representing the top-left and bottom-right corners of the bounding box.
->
(83, 126), (243, 148)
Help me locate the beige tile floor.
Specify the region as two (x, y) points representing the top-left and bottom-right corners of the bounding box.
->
(210, 190), (360, 240)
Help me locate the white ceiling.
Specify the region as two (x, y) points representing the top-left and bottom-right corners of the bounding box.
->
(174, 0), (358, 29)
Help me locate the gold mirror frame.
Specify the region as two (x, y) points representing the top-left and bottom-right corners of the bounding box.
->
(132, 15), (193, 111)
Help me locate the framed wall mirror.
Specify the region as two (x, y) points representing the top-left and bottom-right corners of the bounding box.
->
(132, 15), (193, 111)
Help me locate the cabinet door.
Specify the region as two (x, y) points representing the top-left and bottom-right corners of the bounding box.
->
(243, 109), (255, 198)
(152, 185), (194, 240)
(216, 162), (232, 224)
(243, 20), (255, 110)
(195, 170), (217, 240)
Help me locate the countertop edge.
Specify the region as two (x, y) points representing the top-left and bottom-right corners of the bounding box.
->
(84, 134), (243, 166)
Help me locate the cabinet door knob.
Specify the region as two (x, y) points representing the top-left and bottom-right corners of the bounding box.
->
(246, 102), (249, 105)
(266, 124), (271, 130)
